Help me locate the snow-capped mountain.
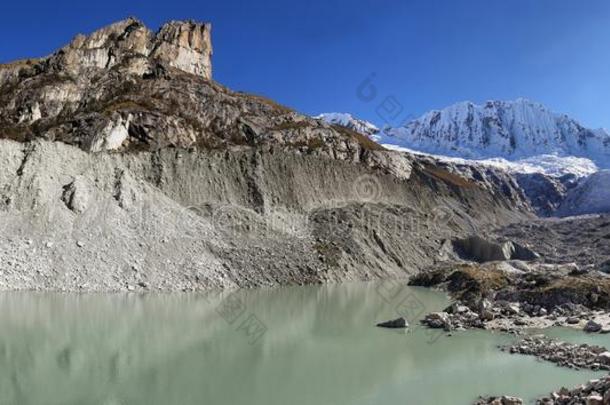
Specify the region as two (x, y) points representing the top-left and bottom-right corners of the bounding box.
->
(315, 113), (380, 139)
(381, 99), (610, 168)
(319, 102), (609, 217)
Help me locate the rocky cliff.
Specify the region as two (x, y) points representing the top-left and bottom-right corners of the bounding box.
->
(0, 19), (530, 291)
(0, 17), (382, 160)
(1, 18), (211, 80)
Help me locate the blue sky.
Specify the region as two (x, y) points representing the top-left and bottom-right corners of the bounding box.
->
(2, 0), (609, 129)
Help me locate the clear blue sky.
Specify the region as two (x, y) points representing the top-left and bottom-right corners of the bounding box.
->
(2, 0), (609, 129)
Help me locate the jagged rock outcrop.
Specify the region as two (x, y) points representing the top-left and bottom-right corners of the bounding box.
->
(0, 18), (375, 158)
(150, 20), (212, 77)
(8, 18), (212, 79)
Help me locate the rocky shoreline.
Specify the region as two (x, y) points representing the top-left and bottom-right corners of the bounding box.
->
(537, 375), (610, 404)
(476, 374), (610, 404)
(403, 230), (610, 404)
(410, 251), (610, 334)
(502, 335), (610, 371)
(420, 298), (610, 335)
(470, 335), (610, 404)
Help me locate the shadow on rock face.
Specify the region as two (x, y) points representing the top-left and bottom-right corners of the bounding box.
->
(451, 236), (539, 263)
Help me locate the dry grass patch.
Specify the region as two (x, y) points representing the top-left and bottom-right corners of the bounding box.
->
(0, 58), (42, 70)
(423, 165), (477, 189)
(330, 125), (386, 151)
(237, 92), (295, 114)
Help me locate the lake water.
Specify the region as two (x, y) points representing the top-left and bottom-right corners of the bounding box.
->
(0, 282), (603, 405)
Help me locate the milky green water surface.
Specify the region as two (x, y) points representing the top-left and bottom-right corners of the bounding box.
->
(0, 282), (603, 405)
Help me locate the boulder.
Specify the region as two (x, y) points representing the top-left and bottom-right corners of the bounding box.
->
(474, 396), (523, 405)
(376, 317), (408, 329)
(599, 259), (610, 274)
(504, 302), (521, 315)
(477, 299), (495, 321)
(423, 312), (450, 329)
(61, 177), (91, 214)
(585, 394), (603, 405)
(514, 318), (528, 326)
(604, 389), (610, 404)
(584, 320), (603, 333)
(445, 302), (470, 314)
(510, 242), (540, 261)
(501, 397), (523, 405)
(595, 352), (610, 365)
(567, 316), (580, 325)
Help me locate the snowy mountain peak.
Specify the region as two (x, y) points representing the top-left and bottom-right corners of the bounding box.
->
(315, 113), (380, 139)
(381, 99), (610, 168)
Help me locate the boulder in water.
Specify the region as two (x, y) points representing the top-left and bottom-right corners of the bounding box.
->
(584, 320), (603, 333)
(376, 317), (408, 328)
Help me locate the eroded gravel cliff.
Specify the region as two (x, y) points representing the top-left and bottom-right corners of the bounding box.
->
(0, 138), (528, 291)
